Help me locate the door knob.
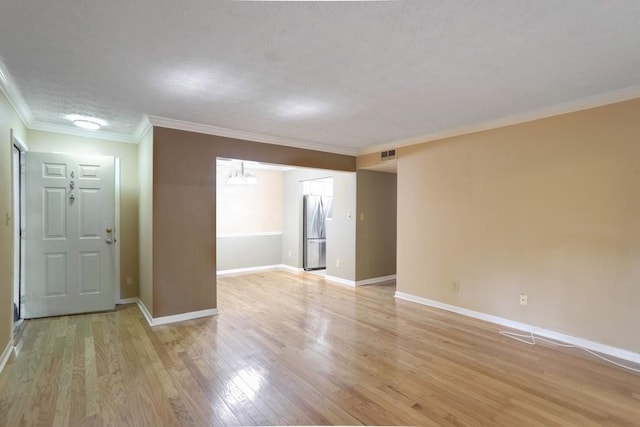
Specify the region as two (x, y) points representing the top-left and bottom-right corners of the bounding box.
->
(106, 238), (114, 244)
(106, 227), (113, 233)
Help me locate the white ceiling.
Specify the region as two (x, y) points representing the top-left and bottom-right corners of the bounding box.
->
(1, 1), (640, 154)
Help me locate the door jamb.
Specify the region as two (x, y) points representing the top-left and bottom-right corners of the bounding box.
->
(114, 157), (121, 303)
(11, 129), (27, 345)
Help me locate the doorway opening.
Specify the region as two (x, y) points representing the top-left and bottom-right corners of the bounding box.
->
(11, 130), (27, 342)
(215, 157), (357, 298)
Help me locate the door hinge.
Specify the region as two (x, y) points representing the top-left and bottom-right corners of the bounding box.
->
(20, 228), (26, 239)
(20, 165), (25, 174)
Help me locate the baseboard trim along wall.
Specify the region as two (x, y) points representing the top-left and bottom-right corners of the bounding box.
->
(394, 291), (640, 365)
(279, 264), (304, 273)
(216, 231), (283, 238)
(136, 298), (153, 325)
(136, 299), (219, 327)
(325, 274), (398, 287)
(217, 264), (284, 276)
(324, 275), (356, 287)
(117, 297), (139, 305)
(356, 274), (397, 286)
(0, 341), (13, 375)
(217, 264), (307, 275)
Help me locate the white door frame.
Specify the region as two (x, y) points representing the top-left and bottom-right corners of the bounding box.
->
(114, 158), (121, 303)
(11, 129), (27, 344)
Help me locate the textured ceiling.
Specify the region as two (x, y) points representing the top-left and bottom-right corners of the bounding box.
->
(1, 1), (640, 152)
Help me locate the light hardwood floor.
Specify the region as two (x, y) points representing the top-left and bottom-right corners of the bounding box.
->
(1, 270), (639, 426)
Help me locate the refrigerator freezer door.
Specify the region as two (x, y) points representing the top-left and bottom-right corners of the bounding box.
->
(304, 239), (326, 270)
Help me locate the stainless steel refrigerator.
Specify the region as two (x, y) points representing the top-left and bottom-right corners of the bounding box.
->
(303, 195), (332, 271)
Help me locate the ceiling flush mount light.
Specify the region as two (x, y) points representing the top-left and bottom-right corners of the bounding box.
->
(65, 114), (108, 130)
(227, 162), (258, 185)
(73, 120), (101, 130)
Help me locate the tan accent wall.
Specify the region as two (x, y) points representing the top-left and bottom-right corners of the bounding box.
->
(397, 98), (640, 353)
(216, 165), (283, 235)
(0, 90), (27, 356)
(152, 127), (355, 317)
(356, 170), (397, 281)
(27, 130), (140, 300)
(356, 152), (381, 170)
(138, 127), (154, 313)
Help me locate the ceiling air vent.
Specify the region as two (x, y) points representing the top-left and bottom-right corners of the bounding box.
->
(380, 149), (396, 161)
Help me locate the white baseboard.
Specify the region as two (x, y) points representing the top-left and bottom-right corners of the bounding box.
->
(137, 299), (154, 326)
(136, 299), (218, 327)
(356, 274), (396, 286)
(117, 297), (139, 305)
(216, 231), (283, 238)
(324, 275), (356, 287)
(325, 274), (397, 287)
(0, 341), (13, 375)
(279, 264), (304, 273)
(217, 264), (305, 275)
(394, 291), (640, 365)
(217, 264), (284, 276)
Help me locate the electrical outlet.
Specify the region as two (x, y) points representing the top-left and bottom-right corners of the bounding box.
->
(288, 250), (292, 258)
(336, 259), (341, 268)
(360, 213), (365, 221)
(519, 294), (528, 306)
(452, 281), (460, 292)
(126, 276), (133, 286)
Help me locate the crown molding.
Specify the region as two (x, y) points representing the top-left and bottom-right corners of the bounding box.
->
(0, 61), (33, 127)
(5, 51), (640, 155)
(148, 115), (357, 156)
(132, 115), (152, 142)
(357, 84), (640, 156)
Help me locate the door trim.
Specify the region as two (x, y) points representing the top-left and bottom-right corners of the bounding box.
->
(114, 158), (121, 303)
(10, 129), (27, 345)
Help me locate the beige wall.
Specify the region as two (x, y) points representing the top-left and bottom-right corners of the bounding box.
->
(152, 127), (355, 317)
(216, 165), (283, 235)
(138, 127), (153, 313)
(356, 152), (381, 170)
(356, 170), (397, 281)
(27, 130), (140, 300)
(0, 91), (27, 356)
(397, 98), (640, 353)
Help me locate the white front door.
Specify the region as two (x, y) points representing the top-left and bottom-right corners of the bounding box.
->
(25, 152), (116, 318)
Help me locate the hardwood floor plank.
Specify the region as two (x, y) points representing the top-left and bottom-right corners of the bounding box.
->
(1, 270), (640, 426)
(69, 317), (87, 425)
(53, 322), (76, 427)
